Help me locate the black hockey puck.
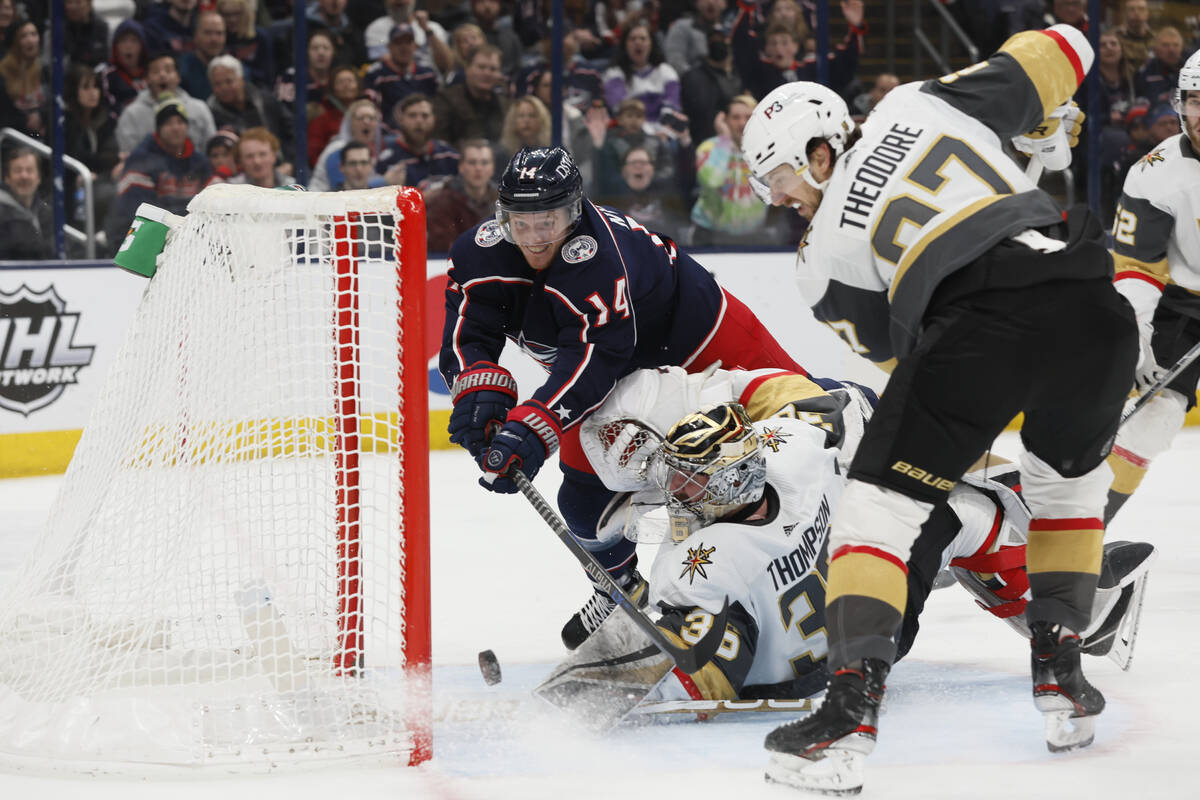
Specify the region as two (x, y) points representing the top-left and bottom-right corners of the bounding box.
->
(478, 649), (502, 686)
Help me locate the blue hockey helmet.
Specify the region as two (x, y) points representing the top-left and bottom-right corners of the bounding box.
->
(495, 146), (584, 246)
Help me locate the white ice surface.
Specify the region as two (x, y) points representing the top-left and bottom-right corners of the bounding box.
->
(0, 431), (1197, 799)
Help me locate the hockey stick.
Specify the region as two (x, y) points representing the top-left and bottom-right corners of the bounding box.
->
(629, 697), (814, 718)
(511, 468), (729, 674)
(1121, 339), (1200, 424)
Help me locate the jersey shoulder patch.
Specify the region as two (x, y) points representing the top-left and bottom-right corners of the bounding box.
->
(474, 220), (504, 247)
(562, 234), (599, 264)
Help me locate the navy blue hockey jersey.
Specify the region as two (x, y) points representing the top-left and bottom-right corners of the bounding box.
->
(440, 200), (727, 430)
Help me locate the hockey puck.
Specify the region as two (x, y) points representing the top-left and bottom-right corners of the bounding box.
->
(478, 649), (502, 686)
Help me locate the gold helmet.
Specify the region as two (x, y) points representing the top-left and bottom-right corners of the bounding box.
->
(652, 402), (766, 533)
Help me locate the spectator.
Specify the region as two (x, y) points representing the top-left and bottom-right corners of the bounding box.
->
(1045, 0), (1087, 32)
(306, 63), (360, 168)
(497, 94), (551, 165)
(116, 51), (215, 153)
(99, 20), (149, 120)
(598, 145), (689, 240)
(433, 43), (508, 147)
(602, 18), (682, 125)
(443, 22), (485, 85)
(306, 0), (367, 68)
(274, 28), (335, 119)
(423, 137), (496, 252)
(365, 0), (453, 73)
(363, 23), (440, 125)
(377, 93), (459, 188)
(595, 97), (674, 194)
(851, 72), (899, 118)
(664, 0), (728, 76)
(760, 0), (808, 46)
(179, 10), (226, 100)
(0, 19), (46, 138)
(310, 98), (385, 191)
(0, 147), (52, 259)
(511, 33), (603, 112)
(143, 0), (198, 55)
(0, 0), (14, 61)
(1115, 0), (1154, 69)
(688, 94), (768, 247)
(334, 140), (384, 190)
(466, 0), (521, 77)
(216, 0), (274, 88)
(680, 29), (739, 143)
(1135, 26), (1186, 107)
(106, 97), (212, 251)
(64, 63), (121, 226)
(532, 66), (606, 190)
(206, 128), (238, 180)
(207, 54), (293, 168)
(1112, 103), (1176, 195)
(1094, 31), (1136, 129)
(733, 0), (865, 102)
(64, 0), (109, 68)
(230, 126), (290, 187)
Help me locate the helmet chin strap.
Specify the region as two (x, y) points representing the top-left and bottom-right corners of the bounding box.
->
(800, 168), (830, 192)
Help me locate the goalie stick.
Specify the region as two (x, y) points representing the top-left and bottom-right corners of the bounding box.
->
(511, 468), (729, 674)
(1121, 339), (1200, 424)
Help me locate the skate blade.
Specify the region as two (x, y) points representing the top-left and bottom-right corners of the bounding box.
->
(1040, 708), (1097, 753)
(764, 750), (865, 796)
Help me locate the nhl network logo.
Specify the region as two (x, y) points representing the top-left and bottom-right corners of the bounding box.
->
(0, 285), (95, 416)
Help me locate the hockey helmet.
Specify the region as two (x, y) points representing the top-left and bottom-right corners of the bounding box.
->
(1173, 50), (1200, 131)
(652, 402), (766, 525)
(742, 81), (855, 194)
(496, 146), (584, 246)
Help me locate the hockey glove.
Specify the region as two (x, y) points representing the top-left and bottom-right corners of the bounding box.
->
(479, 400), (562, 493)
(1012, 101), (1084, 172)
(448, 361), (518, 458)
(1134, 319), (1166, 394)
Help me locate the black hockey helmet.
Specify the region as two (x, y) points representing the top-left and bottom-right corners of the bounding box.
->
(495, 146), (584, 245)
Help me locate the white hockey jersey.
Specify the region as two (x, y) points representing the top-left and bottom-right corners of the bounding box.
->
(798, 25), (1096, 363)
(1111, 133), (1200, 322)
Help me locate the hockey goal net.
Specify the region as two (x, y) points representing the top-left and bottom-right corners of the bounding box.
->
(0, 184), (431, 773)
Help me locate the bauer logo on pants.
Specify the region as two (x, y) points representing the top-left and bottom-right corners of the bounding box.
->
(0, 285), (95, 416)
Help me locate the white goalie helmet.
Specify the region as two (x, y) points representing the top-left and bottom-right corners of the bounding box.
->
(1173, 50), (1200, 126)
(742, 81), (856, 193)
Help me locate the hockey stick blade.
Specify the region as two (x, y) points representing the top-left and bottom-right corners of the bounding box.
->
(1122, 339), (1200, 424)
(512, 468), (728, 674)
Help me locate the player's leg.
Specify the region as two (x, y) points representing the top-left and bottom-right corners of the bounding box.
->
(766, 296), (1032, 792)
(1105, 299), (1200, 523)
(556, 432), (648, 650)
(684, 288), (809, 375)
(1019, 276), (1138, 750)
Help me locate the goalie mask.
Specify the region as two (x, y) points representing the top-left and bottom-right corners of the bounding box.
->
(652, 402), (766, 538)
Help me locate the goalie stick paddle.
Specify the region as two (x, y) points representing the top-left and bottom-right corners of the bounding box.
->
(1121, 339), (1200, 425)
(511, 468), (729, 674)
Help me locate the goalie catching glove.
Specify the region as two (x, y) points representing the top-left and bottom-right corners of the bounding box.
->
(1012, 101), (1083, 172)
(479, 399), (561, 492)
(448, 361), (518, 458)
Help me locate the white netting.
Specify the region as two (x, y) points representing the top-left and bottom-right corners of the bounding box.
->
(0, 186), (426, 773)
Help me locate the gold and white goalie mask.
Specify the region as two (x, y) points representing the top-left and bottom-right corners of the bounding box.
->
(651, 402), (767, 536)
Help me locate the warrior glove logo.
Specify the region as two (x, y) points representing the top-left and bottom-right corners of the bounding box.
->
(0, 285), (95, 416)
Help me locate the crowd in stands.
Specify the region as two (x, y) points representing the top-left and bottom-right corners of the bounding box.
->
(0, 0), (1194, 259)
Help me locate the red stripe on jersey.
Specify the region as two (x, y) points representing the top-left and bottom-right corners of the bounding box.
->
(1115, 271), (1166, 291)
(1028, 517), (1103, 532)
(831, 545), (909, 575)
(738, 372), (780, 408)
(1040, 28), (1084, 85)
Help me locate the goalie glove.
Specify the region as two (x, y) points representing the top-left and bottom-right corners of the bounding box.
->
(1012, 101), (1084, 173)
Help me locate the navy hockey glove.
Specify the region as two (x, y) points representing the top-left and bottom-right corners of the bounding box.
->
(479, 400), (562, 493)
(448, 361), (518, 458)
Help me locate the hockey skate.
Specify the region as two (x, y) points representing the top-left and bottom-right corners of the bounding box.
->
(1031, 621), (1105, 752)
(561, 567), (649, 650)
(763, 659), (889, 796)
(1080, 541), (1157, 669)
